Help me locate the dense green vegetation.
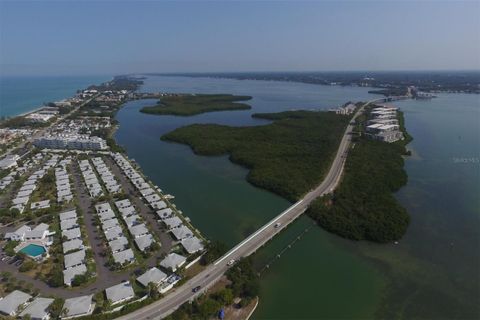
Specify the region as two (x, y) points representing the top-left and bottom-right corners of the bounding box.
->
(200, 241), (228, 265)
(306, 110), (411, 242)
(162, 110), (350, 201)
(86, 76), (143, 92)
(163, 108), (411, 242)
(225, 258), (259, 304)
(141, 94), (252, 116)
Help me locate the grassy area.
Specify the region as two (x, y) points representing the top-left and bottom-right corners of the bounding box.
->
(162, 110), (350, 202)
(140, 94), (252, 116)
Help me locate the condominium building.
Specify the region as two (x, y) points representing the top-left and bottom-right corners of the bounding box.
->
(34, 134), (108, 150)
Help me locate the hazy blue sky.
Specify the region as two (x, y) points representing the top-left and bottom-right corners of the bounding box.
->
(1, 1), (479, 76)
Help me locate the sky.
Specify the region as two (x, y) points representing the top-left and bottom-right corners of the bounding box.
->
(0, 0), (479, 76)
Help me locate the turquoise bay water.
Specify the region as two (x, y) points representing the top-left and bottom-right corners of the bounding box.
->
(20, 244), (46, 257)
(0, 75), (110, 117)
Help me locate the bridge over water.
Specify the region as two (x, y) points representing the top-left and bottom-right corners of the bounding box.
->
(117, 98), (385, 320)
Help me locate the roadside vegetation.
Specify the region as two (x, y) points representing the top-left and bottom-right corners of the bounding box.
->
(140, 94), (252, 116)
(162, 110), (350, 201)
(307, 135), (410, 242)
(166, 258), (259, 320)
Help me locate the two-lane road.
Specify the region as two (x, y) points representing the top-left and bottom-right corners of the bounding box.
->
(117, 99), (383, 320)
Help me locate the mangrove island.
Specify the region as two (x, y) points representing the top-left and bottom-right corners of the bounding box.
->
(161, 106), (411, 243)
(140, 94), (252, 116)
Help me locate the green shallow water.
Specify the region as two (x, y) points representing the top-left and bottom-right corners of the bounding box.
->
(115, 76), (479, 319)
(252, 216), (385, 319)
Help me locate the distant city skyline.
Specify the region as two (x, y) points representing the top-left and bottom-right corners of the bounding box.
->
(1, 0), (479, 76)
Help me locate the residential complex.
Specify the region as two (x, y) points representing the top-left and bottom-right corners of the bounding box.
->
(365, 104), (404, 143)
(33, 134), (108, 150)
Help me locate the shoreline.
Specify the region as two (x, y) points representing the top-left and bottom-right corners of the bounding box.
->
(245, 297), (259, 320)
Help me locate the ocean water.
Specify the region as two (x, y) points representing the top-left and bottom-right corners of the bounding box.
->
(0, 75), (110, 117)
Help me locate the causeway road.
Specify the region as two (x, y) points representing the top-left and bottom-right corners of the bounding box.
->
(117, 99), (383, 320)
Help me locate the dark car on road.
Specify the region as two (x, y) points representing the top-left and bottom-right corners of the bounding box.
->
(192, 286), (201, 293)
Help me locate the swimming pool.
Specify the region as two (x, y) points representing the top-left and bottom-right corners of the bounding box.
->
(19, 244), (46, 257)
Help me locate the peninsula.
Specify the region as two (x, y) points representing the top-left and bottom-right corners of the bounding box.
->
(162, 110), (350, 201)
(162, 105), (411, 243)
(140, 94), (252, 116)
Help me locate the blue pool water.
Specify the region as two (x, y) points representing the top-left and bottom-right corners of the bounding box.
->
(19, 244), (46, 257)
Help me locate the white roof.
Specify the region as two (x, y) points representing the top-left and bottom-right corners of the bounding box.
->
(136, 267), (167, 287)
(95, 202), (112, 213)
(62, 227), (81, 240)
(57, 189), (72, 197)
(171, 225), (193, 240)
(7, 225), (31, 237)
(128, 224), (149, 237)
(30, 199), (50, 209)
(63, 239), (84, 253)
(140, 188), (154, 197)
(118, 206), (136, 217)
(102, 218), (120, 230)
(64, 249), (85, 269)
(378, 124), (397, 130)
(115, 199), (131, 209)
(105, 226), (123, 241)
(160, 253), (187, 271)
(109, 237), (129, 253)
(12, 196), (29, 205)
(19, 297), (54, 319)
(163, 216), (182, 229)
(33, 223), (49, 232)
(112, 248), (135, 264)
(181, 236), (204, 254)
(98, 210), (115, 221)
(18, 190), (34, 198)
(144, 194), (160, 203)
(134, 234), (154, 251)
(123, 214), (141, 227)
(20, 183), (36, 190)
(0, 290), (32, 316)
(150, 200), (167, 210)
(63, 264), (87, 285)
(63, 295), (94, 318)
(105, 282), (135, 304)
(61, 219), (78, 231)
(157, 208), (173, 219)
